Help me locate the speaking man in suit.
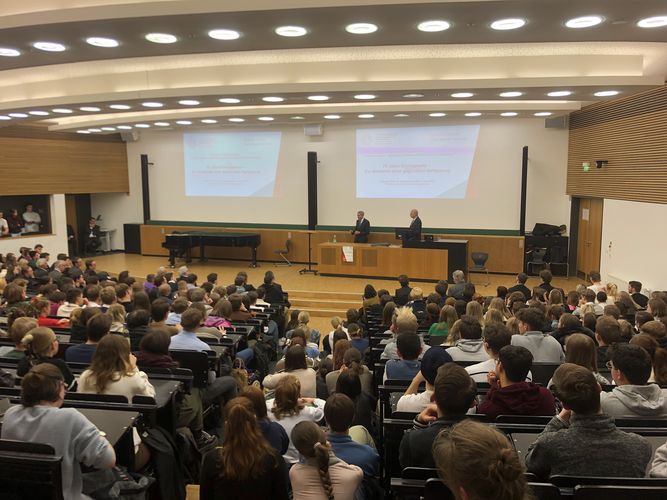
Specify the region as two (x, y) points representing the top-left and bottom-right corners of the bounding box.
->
(406, 209), (422, 241)
(351, 210), (371, 243)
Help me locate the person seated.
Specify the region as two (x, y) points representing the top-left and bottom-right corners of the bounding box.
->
(446, 270), (467, 300)
(0, 315), (37, 359)
(17, 326), (76, 389)
(384, 332), (421, 382)
(397, 345), (453, 412)
(148, 298), (179, 336)
(84, 217), (102, 254)
(31, 297), (69, 328)
(260, 271), (287, 305)
(640, 320), (667, 350)
(99, 286), (117, 312)
(127, 309), (151, 351)
(551, 312), (596, 347)
(239, 385), (289, 455)
(65, 313), (111, 364)
(289, 420), (363, 500)
(166, 297), (188, 326)
(537, 269), (554, 295)
(381, 307), (430, 360)
(348, 323), (369, 355)
(335, 371), (377, 441)
(587, 271), (606, 294)
(204, 298), (233, 329)
(445, 315), (489, 362)
(630, 334), (667, 385)
(601, 343), (667, 417)
(628, 280), (649, 309)
(552, 333), (609, 387)
(325, 393), (379, 497)
(200, 397), (289, 500)
(56, 287), (84, 318)
(394, 274), (412, 306)
(594, 315), (623, 367)
(427, 304), (457, 346)
(478, 345), (556, 419)
(0, 364), (115, 500)
(399, 363), (477, 468)
(326, 347), (373, 395)
(511, 307), (564, 363)
(405, 287), (427, 319)
(264, 345), (317, 398)
(507, 272), (531, 302)
(466, 323), (533, 383)
(525, 363), (652, 479)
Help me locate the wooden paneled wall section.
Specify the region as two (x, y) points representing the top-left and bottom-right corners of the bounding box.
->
(567, 84), (667, 204)
(140, 224), (525, 274)
(0, 126), (128, 194)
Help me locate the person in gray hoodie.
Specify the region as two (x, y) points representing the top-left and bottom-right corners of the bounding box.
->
(601, 343), (667, 417)
(445, 315), (489, 362)
(511, 307), (565, 363)
(650, 440), (667, 477)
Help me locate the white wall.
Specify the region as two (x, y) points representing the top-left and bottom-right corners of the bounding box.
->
(600, 198), (666, 294)
(98, 118), (570, 249)
(0, 194), (68, 258)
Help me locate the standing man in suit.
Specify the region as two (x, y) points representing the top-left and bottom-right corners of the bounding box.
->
(406, 209), (422, 241)
(352, 211), (371, 243)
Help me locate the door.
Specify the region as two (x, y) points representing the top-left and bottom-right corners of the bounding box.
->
(576, 198), (603, 279)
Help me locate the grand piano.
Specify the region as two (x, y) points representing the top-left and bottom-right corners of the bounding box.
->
(162, 231), (261, 268)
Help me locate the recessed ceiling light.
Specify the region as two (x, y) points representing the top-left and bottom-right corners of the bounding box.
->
(290, 116), (305, 120)
(451, 92), (474, 98)
(499, 91), (523, 98)
(88, 128), (102, 132)
(145, 33), (178, 44)
(258, 116), (274, 121)
(394, 113), (409, 117)
(547, 90), (572, 97)
(403, 93), (424, 98)
(218, 98), (241, 104)
(116, 125), (132, 130)
(76, 130), (91, 134)
(80, 106), (101, 112)
(534, 112), (552, 117)
(176, 120), (192, 125)
(307, 95), (330, 101)
(228, 117), (245, 122)
(201, 119), (218, 124)
(262, 96), (284, 103)
(52, 108), (73, 114)
(346, 23), (378, 34)
(0, 48), (21, 57)
(85, 37), (119, 48)
(8, 112), (28, 118)
(565, 16), (604, 29)
(109, 104), (131, 110)
(417, 20), (451, 32)
(324, 114), (341, 120)
(33, 41), (66, 52)
(490, 18), (526, 30)
(0, 115), (11, 120)
(154, 122), (171, 127)
(142, 102), (164, 108)
(501, 112), (518, 117)
(465, 112), (482, 117)
(29, 110), (49, 116)
(354, 94), (376, 100)
(178, 99), (200, 106)
(637, 16), (667, 28)
(358, 113), (375, 118)
(429, 112), (446, 117)
(134, 124), (150, 128)
(208, 29), (241, 40)
(101, 126), (116, 131)
(275, 26), (308, 37)
(594, 90), (620, 97)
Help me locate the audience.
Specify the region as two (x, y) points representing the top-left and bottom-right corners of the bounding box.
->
(264, 345), (317, 397)
(397, 345), (452, 412)
(445, 315), (488, 362)
(17, 326), (76, 389)
(507, 272), (531, 301)
(65, 312), (111, 364)
(240, 385), (289, 455)
(466, 323), (533, 382)
(511, 307), (564, 362)
(384, 332), (422, 381)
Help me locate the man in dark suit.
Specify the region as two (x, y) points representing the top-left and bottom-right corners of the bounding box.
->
(508, 272), (532, 301)
(406, 209), (422, 241)
(351, 210), (370, 243)
(394, 274), (412, 306)
(85, 217), (101, 254)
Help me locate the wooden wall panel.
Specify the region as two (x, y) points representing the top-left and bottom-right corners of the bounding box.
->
(0, 126), (128, 194)
(567, 85), (667, 204)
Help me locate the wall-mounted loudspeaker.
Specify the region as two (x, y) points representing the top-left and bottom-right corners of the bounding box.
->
(544, 116), (569, 129)
(120, 130), (140, 142)
(304, 124), (323, 137)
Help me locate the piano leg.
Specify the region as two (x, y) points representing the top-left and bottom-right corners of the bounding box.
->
(199, 242), (206, 262)
(168, 249), (176, 268)
(250, 246), (259, 268)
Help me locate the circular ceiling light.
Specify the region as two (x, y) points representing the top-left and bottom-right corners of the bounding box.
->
(275, 26), (308, 37)
(142, 102), (164, 108)
(76, 130), (90, 134)
(29, 110), (49, 116)
(429, 112), (446, 117)
(324, 114), (341, 120)
(465, 112), (482, 117)
(417, 20), (451, 32)
(0, 48), (21, 57)
(9, 112), (28, 118)
(134, 124), (150, 128)
(0, 115), (11, 120)
(534, 112), (552, 117)
(33, 41), (66, 52)
(145, 33), (178, 44)
(88, 128), (102, 132)
(354, 94), (376, 100)
(402, 93), (424, 98)
(394, 113), (409, 117)
(637, 16), (667, 28)
(52, 108), (73, 113)
(262, 96), (284, 103)
(594, 90), (620, 97)
(565, 16), (604, 29)
(358, 113), (375, 118)
(176, 120), (192, 125)
(218, 97), (241, 104)
(547, 90), (572, 97)
(451, 92), (474, 98)
(109, 104), (131, 110)
(80, 106), (101, 112)
(101, 126), (116, 131)
(501, 112), (518, 117)
(178, 99), (200, 106)
(500, 91), (523, 98)
(307, 95), (330, 101)
(208, 29), (241, 40)
(201, 119), (218, 124)
(154, 122), (171, 127)
(228, 117), (245, 122)
(85, 37), (119, 48)
(116, 125), (132, 130)
(490, 18), (526, 30)
(346, 23), (378, 34)
(258, 116), (274, 121)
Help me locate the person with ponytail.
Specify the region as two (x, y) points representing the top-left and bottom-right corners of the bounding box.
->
(433, 419), (529, 500)
(200, 397), (288, 500)
(16, 326), (76, 389)
(290, 420), (363, 500)
(326, 347), (373, 395)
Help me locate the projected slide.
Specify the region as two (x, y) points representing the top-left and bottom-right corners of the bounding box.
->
(184, 131), (282, 197)
(356, 125), (480, 198)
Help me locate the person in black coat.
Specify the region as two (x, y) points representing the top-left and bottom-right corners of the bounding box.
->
(351, 211), (371, 243)
(261, 271), (287, 306)
(405, 208), (422, 241)
(85, 217), (102, 254)
(394, 274), (412, 307)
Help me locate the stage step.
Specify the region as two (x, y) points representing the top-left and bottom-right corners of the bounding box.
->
(286, 289), (362, 301)
(294, 306), (349, 318)
(289, 297), (359, 310)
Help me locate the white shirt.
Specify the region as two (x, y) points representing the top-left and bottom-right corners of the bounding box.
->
(266, 398), (325, 464)
(0, 217), (7, 233)
(22, 211), (41, 233)
(396, 389), (434, 413)
(466, 358), (533, 383)
(587, 283), (606, 294)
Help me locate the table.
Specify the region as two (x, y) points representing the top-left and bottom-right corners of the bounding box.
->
(99, 228), (116, 252)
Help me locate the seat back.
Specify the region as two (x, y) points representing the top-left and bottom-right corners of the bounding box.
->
(531, 247), (547, 263)
(471, 252), (489, 268)
(424, 478), (455, 500)
(530, 362), (561, 386)
(169, 350), (210, 388)
(529, 482), (562, 500)
(573, 485), (667, 500)
(0, 439), (63, 500)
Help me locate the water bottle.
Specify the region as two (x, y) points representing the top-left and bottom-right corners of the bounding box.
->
(333, 234), (337, 243)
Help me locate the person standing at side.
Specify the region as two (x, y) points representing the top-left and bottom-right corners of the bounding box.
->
(406, 209), (422, 241)
(351, 211), (370, 243)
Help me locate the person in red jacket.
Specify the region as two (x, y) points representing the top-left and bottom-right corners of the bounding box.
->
(478, 345), (556, 420)
(32, 297), (69, 328)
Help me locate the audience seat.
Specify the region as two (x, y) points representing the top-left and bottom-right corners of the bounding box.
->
(572, 485), (667, 500)
(529, 363), (561, 386)
(0, 439), (63, 500)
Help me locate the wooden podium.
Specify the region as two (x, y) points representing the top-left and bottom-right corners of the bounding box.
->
(317, 242), (449, 282)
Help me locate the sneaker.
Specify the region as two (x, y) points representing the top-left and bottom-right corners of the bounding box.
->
(195, 431), (217, 449)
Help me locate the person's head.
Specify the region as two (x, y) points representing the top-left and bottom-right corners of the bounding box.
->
(409, 287), (423, 301)
(482, 322), (512, 357)
(420, 346), (453, 386)
(608, 343), (653, 385)
(284, 344), (308, 371)
(589, 271), (601, 284)
(86, 313), (111, 342)
(291, 421), (334, 499)
(551, 363), (601, 415)
(457, 315), (483, 340)
(356, 210), (365, 221)
(438, 305), (458, 329)
(451, 270), (464, 284)
(648, 298), (667, 319)
(150, 299), (171, 323)
(433, 420), (527, 500)
(435, 281), (448, 297)
(332, 339), (352, 370)
(139, 328), (172, 355)
(347, 323), (361, 339)
(88, 334), (133, 392)
(582, 311), (597, 332)
(126, 309), (150, 329)
(634, 311), (653, 331)
(497, 345), (533, 384)
(9, 316), (38, 346)
(181, 307), (203, 331)
(432, 362), (477, 416)
(21, 327), (58, 358)
(394, 306), (418, 334)
(548, 289), (563, 306)
(324, 393), (355, 433)
(516, 272), (528, 285)
(363, 284), (377, 300)
(515, 307), (545, 333)
(465, 300), (483, 323)
(21, 363), (65, 408)
(263, 270), (275, 285)
(603, 304), (621, 320)
(565, 333), (598, 372)
(631, 335), (667, 386)
(539, 269), (552, 284)
(640, 320), (667, 340)
(595, 315), (622, 347)
(239, 384), (269, 420)
(396, 332), (421, 361)
(629, 280), (643, 294)
(133, 291), (151, 312)
(409, 208), (418, 219)
(271, 375), (303, 419)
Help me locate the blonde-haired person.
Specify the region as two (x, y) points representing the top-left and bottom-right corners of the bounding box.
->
(505, 317), (521, 336)
(381, 306), (429, 360)
(428, 305), (458, 347)
(297, 310), (321, 346)
(465, 300), (483, 326)
(107, 303), (129, 335)
(488, 297), (511, 320)
(17, 326), (75, 389)
(290, 420), (363, 500)
(266, 375), (325, 464)
(0, 315), (37, 359)
(483, 308), (504, 327)
(323, 316), (350, 355)
(606, 282), (619, 303)
(433, 420), (530, 500)
(406, 287), (426, 319)
(546, 333), (609, 388)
